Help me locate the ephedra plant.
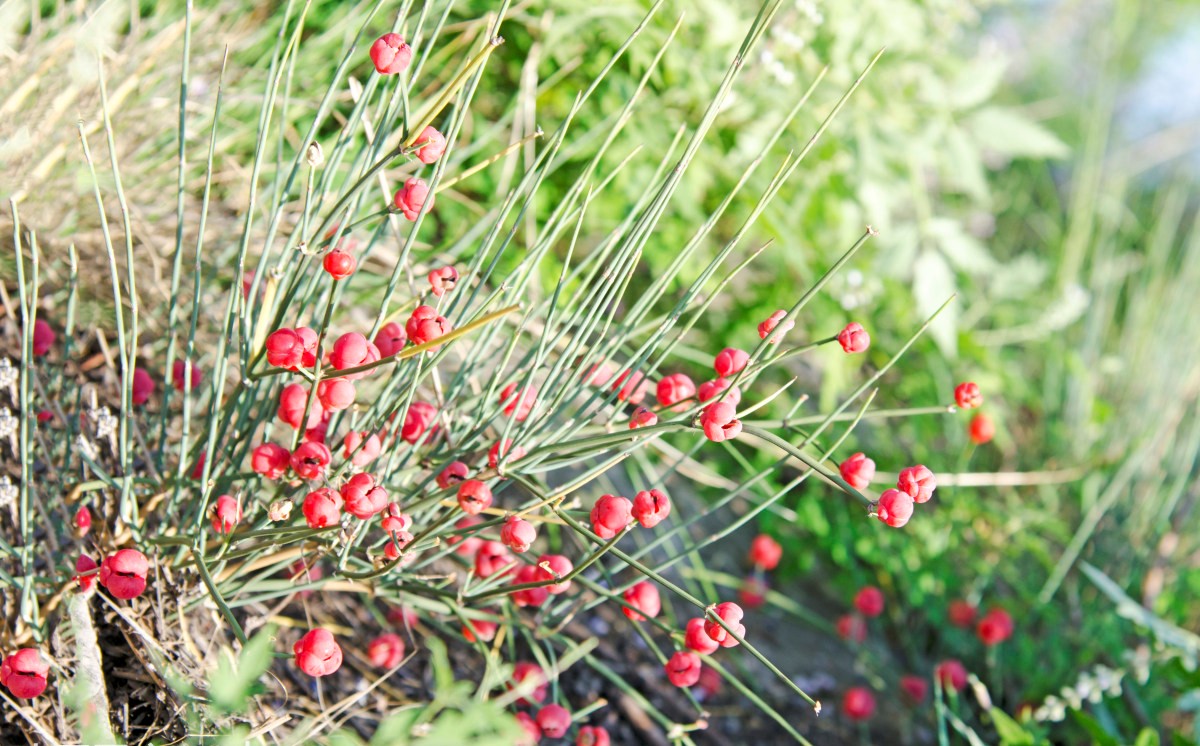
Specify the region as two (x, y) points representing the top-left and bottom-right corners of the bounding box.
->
(2, 1), (959, 743)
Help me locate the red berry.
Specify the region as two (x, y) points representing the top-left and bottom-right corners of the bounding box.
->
(474, 540), (511, 579)
(836, 614), (867, 643)
(700, 400), (741, 442)
(697, 377), (741, 405)
(837, 322), (870, 353)
(622, 581), (661, 622)
(629, 406), (658, 430)
(74, 506), (92, 537)
(369, 33), (412, 75)
(631, 488), (671, 528)
(511, 564), (550, 608)
(536, 554), (573, 594)
(758, 309), (794, 343)
(839, 452), (876, 490)
(488, 438), (526, 470)
(948, 600), (977, 627)
(414, 126), (448, 165)
(393, 177), (433, 221)
(462, 619), (498, 643)
(713, 347), (749, 378)
(131, 367), (156, 405)
(341, 472), (388, 519)
(405, 304), (451, 347)
(511, 661), (548, 705)
(31, 319), (55, 357)
(656, 373), (696, 409)
(317, 377), (356, 411)
(367, 633), (406, 668)
(427, 264), (458, 296)
(704, 602), (745, 648)
(901, 675), (928, 704)
(343, 430), (383, 467)
(75, 555), (98, 592)
(293, 628), (342, 677)
(0, 648), (49, 699)
(211, 495), (241, 534)
(500, 515), (538, 553)
(536, 704), (571, 739)
(935, 659), (968, 692)
(665, 651), (702, 687)
(290, 441), (332, 480)
(611, 369), (652, 404)
(436, 461), (469, 490)
(976, 608), (1014, 646)
(374, 321), (407, 358)
(954, 381), (982, 409)
(251, 442), (291, 479)
(739, 576), (768, 609)
(321, 249), (352, 279)
(329, 332), (378, 378)
(590, 494), (632, 540)
(684, 617), (719, 654)
(401, 401), (438, 445)
(854, 586), (885, 618)
(265, 328), (304, 369)
(842, 687), (875, 721)
(99, 548), (149, 599)
(748, 534), (782, 571)
(457, 479), (493, 516)
(499, 382), (537, 421)
(278, 383), (323, 430)
(875, 488), (914, 528)
(172, 358), (202, 392)
(302, 488), (342, 528)
(968, 412), (995, 444)
(897, 464), (937, 503)
(515, 711), (541, 745)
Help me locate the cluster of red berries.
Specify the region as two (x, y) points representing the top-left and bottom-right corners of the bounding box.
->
(499, 662), (610, 744)
(955, 381), (994, 445)
(948, 599), (1014, 646)
(837, 451), (937, 529)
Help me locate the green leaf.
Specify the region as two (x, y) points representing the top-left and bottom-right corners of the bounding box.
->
(1135, 727), (1162, 746)
(990, 708), (1035, 745)
(966, 106), (1070, 159)
(208, 625), (277, 715)
(1071, 710), (1121, 746)
(949, 52), (1009, 110)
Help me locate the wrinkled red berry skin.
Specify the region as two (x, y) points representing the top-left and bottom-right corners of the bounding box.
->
(748, 534), (782, 571)
(369, 33), (413, 75)
(341, 472), (388, 519)
(536, 704), (572, 738)
(684, 617), (720, 654)
(758, 309), (793, 342)
(632, 489), (671, 528)
(457, 479), (493, 516)
(251, 442), (291, 479)
(293, 628), (343, 677)
(405, 304), (451, 347)
(700, 400), (742, 442)
(713, 347), (749, 377)
(704, 602), (746, 648)
(511, 565), (550, 608)
(697, 377), (741, 405)
(0, 648), (49, 699)
(837, 322), (870, 353)
(394, 178), (433, 221)
(622, 581), (661, 621)
(536, 554), (573, 594)
(303, 488), (342, 528)
(897, 464), (937, 503)
(212, 495), (241, 534)
(875, 488), (915, 528)
(374, 322), (407, 358)
(32, 319), (56, 357)
(665, 651), (702, 687)
(839, 452), (876, 490)
(437, 461), (469, 490)
(291, 441), (332, 480)
(656, 373), (696, 409)
(515, 712), (541, 745)
(590, 494), (632, 540)
(954, 381), (982, 409)
(427, 263), (458, 294)
(842, 687), (876, 721)
(474, 541), (511, 578)
(500, 516), (538, 553)
(629, 406), (657, 429)
(854, 586), (885, 617)
(936, 659), (968, 691)
(99, 548), (150, 599)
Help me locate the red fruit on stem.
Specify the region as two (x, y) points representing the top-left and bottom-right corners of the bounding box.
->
(211, 495), (241, 534)
(293, 629), (343, 677)
(700, 401), (742, 442)
(842, 687), (876, 721)
(474, 541), (511, 579)
(935, 659), (968, 692)
(656, 373), (696, 409)
(32, 319), (56, 357)
(99, 548), (149, 599)
(367, 633), (406, 668)
(954, 381), (983, 409)
(427, 264), (458, 296)
(131, 367), (155, 404)
(854, 586), (885, 618)
(697, 377), (741, 405)
(302, 488), (342, 528)
(369, 33), (413, 75)
(457, 479), (493, 516)
(839, 452), (876, 490)
(704, 602), (746, 648)
(536, 704), (571, 739)
(631, 488), (671, 528)
(414, 126), (448, 165)
(437, 461), (470, 490)
(322, 249), (356, 280)
(0, 648), (49, 699)
(511, 661), (548, 705)
(590, 494), (632, 540)
(499, 382), (537, 421)
(374, 321), (407, 358)
(837, 322), (870, 353)
(948, 600), (977, 628)
(748, 534), (782, 571)
(713, 347), (749, 377)
(75, 555), (98, 592)
(405, 304), (451, 348)
(251, 442), (291, 479)
(976, 608), (1014, 646)
(875, 488), (914, 528)
(500, 515), (538, 553)
(577, 725), (611, 746)
(684, 617), (719, 654)
(394, 177), (433, 221)
(290, 441), (332, 480)
(897, 464), (937, 503)
(74, 506), (92, 537)
(536, 554), (573, 594)
(969, 412), (995, 445)
(665, 651), (702, 687)
(758, 309), (794, 342)
(622, 581), (661, 622)
(172, 358), (202, 391)
(901, 675), (929, 704)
